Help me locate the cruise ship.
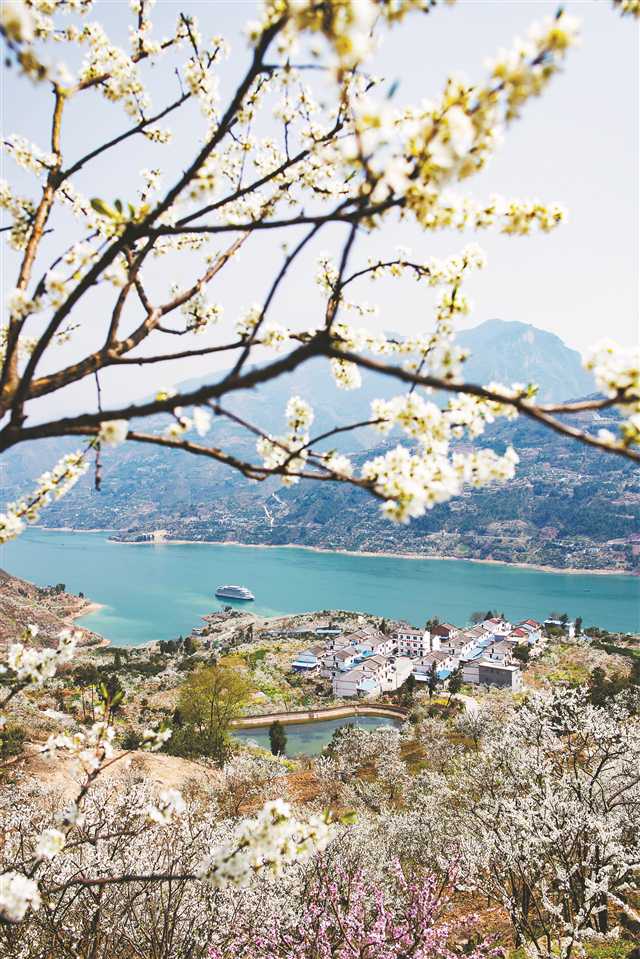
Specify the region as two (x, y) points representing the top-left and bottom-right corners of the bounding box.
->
(215, 584), (255, 601)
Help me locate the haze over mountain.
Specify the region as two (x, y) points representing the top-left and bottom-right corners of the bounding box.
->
(457, 320), (596, 402)
(171, 318), (596, 447)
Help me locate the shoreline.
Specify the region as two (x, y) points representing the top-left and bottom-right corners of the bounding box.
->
(72, 601), (105, 620)
(33, 525), (636, 578)
(66, 600), (111, 649)
(106, 536), (633, 579)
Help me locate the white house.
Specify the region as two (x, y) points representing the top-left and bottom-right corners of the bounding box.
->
(333, 655), (412, 698)
(356, 633), (396, 657)
(517, 620), (543, 644)
(291, 645), (323, 672)
(413, 651), (457, 680)
(321, 647), (360, 676)
(484, 640), (514, 665)
(481, 617), (513, 637)
(395, 627), (440, 658)
(465, 624), (493, 644)
(431, 622), (460, 641)
(439, 632), (477, 661)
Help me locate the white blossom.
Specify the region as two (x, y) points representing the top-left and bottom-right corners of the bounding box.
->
(98, 420), (129, 446)
(0, 872), (41, 923)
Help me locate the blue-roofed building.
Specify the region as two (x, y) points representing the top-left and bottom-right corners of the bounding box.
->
(413, 651), (457, 681)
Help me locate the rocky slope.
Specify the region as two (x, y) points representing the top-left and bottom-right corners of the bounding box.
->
(0, 568), (102, 646)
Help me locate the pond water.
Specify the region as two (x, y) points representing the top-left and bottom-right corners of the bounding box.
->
(232, 714), (401, 756)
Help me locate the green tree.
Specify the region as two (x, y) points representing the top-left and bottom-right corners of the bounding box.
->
(183, 635), (196, 655)
(269, 720), (287, 756)
(425, 617), (440, 631)
(470, 611), (485, 625)
(512, 644), (531, 665)
(427, 661), (439, 699)
(97, 674), (125, 723)
(575, 616), (583, 635)
(447, 666), (463, 705)
(589, 667), (608, 707)
(73, 663), (100, 722)
(0, 722), (26, 759)
(177, 665), (252, 764)
(113, 648), (123, 670)
(399, 672), (416, 705)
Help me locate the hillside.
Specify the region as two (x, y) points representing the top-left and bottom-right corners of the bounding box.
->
(0, 569), (102, 646)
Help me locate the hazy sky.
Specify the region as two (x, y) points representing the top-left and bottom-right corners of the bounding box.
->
(1, 0), (638, 417)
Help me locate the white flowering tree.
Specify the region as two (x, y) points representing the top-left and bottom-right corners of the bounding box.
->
(406, 687), (640, 959)
(0, 0), (638, 543)
(0, 630), (337, 929)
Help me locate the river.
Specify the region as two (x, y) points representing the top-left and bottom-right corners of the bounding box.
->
(1, 530), (638, 644)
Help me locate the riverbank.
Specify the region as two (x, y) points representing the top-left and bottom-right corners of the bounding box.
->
(106, 535), (632, 578)
(71, 601), (110, 648)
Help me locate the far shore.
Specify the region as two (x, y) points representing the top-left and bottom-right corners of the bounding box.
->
(112, 535), (632, 578)
(33, 525), (635, 578)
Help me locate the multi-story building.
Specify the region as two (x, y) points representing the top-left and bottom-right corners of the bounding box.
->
(321, 647), (360, 676)
(394, 627), (440, 658)
(431, 623), (460, 641)
(439, 632), (477, 661)
(517, 620), (543, 644)
(481, 617), (513, 638)
(291, 646), (323, 673)
(484, 640), (514, 665)
(463, 659), (523, 691)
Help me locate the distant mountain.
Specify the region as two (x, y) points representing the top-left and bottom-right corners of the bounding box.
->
(457, 320), (596, 402)
(170, 318), (596, 441)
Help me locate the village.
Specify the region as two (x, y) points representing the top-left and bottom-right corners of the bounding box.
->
(286, 615), (575, 699)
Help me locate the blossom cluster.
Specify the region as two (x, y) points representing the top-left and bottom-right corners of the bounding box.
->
(1, 627), (78, 688)
(585, 340), (640, 449)
(362, 441), (519, 523)
(256, 395), (314, 485)
(178, 288), (223, 335)
(197, 799), (334, 888)
(0, 178), (36, 250)
(0, 451), (88, 544)
(0, 872), (41, 924)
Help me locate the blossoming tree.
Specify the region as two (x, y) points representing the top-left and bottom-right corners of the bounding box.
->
(0, 0), (638, 542)
(0, 0), (639, 943)
(0, 627), (337, 928)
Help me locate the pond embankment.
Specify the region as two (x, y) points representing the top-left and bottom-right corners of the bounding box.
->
(232, 703), (408, 729)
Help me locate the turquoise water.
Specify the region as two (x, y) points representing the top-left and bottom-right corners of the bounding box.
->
(1, 529), (638, 644)
(233, 715), (401, 756)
